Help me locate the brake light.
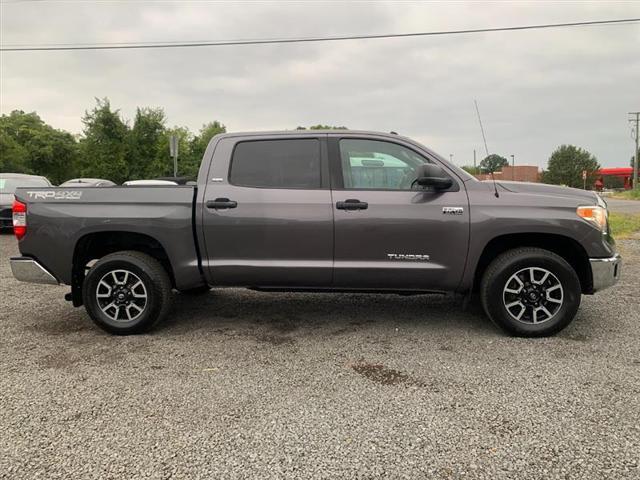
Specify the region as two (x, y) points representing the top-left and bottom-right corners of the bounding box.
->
(12, 199), (27, 240)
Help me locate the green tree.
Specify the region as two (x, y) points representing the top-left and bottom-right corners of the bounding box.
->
(128, 107), (166, 180)
(188, 121), (226, 176)
(0, 110), (78, 184)
(542, 145), (600, 188)
(146, 126), (194, 178)
(0, 130), (29, 173)
(78, 98), (130, 184)
(479, 154), (508, 173)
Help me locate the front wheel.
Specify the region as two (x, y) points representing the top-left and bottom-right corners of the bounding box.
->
(480, 247), (581, 337)
(82, 251), (173, 335)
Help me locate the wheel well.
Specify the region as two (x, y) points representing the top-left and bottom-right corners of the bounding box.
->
(473, 233), (592, 294)
(71, 231), (175, 306)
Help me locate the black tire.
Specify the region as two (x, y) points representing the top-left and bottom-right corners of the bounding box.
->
(82, 251), (173, 335)
(480, 247), (581, 337)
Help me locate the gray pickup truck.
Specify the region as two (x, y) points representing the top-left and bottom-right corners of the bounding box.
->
(10, 131), (621, 336)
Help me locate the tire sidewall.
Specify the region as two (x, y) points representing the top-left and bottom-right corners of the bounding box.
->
(484, 252), (581, 337)
(83, 257), (163, 334)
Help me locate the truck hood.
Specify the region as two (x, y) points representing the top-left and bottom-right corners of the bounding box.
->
(496, 181), (598, 203)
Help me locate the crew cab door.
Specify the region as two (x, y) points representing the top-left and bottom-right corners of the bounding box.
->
(329, 136), (469, 291)
(200, 135), (333, 287)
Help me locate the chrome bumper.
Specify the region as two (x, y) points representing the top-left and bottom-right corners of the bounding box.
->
(10, 257), (59, 285)
(590, 254), (622, 293)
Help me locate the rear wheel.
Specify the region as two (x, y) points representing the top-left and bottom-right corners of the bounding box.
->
(82, 251), (173, 335)
(480, 247), (581, 337)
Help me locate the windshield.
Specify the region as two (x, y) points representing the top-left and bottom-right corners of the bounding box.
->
(0, 177), (50, 193)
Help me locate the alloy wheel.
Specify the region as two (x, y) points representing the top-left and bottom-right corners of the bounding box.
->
(502, 267), (564, 324)
(95, 269), (148, 322)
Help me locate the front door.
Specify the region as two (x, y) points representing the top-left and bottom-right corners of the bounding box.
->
(330, 136), (469, 291)
(201, 135), (333, 287)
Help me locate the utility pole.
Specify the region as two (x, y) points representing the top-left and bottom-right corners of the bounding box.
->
(169, 135), (179, 178)
(630, 112), (640, 190)
(450, 153), (454, 164)
(510, 154), (515, 180)
(473, 149), (476, 170)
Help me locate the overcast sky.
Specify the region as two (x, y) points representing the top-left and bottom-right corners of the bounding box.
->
(1, 0), (639, 168)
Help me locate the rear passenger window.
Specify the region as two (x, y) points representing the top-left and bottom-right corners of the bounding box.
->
(230, 139), (321, 189)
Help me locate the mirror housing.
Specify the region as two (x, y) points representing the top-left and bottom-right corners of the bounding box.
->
(415, 164), (453, 190)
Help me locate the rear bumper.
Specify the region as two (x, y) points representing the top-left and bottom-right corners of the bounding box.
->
(590, 254), (622, 293)
(10, 257), (59, 285)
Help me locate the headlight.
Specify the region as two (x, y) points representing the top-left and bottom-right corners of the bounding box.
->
(577, 205), (608, 232)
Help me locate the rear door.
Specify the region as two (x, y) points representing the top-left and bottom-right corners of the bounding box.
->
(201, 135), (333, 287)
(329, 135), (469, 291)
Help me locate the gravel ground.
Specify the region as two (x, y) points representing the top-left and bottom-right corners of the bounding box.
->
(1, 233), (639, 479)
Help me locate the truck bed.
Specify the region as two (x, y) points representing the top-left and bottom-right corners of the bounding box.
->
(14, 186), (202, 290)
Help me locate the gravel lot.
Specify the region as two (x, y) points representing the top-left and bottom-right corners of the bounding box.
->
(1, 233), (639, 479)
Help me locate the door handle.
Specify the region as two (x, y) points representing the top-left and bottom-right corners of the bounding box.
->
(336, 199), (368, 210)
(206, 198), (238, 209)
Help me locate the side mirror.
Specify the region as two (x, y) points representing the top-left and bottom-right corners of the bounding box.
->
(415, 164), (453, 190)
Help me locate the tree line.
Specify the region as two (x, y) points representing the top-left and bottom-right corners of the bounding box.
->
(1, 98), (628, 189)
(461, 147), (604, 189)
(0, 98), (227, 184)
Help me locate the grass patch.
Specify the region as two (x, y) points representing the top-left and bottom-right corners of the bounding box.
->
(609, 212), (640, 239)
(612, 189), (640, 200)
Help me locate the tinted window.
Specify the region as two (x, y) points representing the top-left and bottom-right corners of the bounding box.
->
(339, 139), (430, 190)
(230, 139), (321, 189)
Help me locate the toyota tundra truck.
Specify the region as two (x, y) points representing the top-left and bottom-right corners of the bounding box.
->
(9, 131), (621, 336)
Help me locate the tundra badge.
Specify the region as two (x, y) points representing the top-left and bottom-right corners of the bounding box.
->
(442, 207), (464, 215)
(387, 253), (430, 261)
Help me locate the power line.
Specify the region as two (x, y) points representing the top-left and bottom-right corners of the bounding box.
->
(1, 18), (639, 52)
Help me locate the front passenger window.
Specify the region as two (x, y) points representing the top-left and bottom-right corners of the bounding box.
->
(339, 139), (429, 190)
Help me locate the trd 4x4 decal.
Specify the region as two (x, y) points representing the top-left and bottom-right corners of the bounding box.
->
(27, 191), (83, 200)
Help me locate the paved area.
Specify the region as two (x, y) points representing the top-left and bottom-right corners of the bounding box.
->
(605, 198), (640, 214)
(1, 233), (639, 479)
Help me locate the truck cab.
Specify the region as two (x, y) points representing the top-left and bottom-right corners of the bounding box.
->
(198, 132), (470, 292)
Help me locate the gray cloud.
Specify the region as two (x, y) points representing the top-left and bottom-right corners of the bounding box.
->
(1, 0), (639, 168)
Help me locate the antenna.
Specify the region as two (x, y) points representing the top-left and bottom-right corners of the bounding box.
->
(474, 100), (489, 157)
(490, 170), (500, 198)
(474, 100), (499, 197)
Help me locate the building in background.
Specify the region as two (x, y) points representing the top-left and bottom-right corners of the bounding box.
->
(594, 167), (633, 190)
(474, 165), (541, 183)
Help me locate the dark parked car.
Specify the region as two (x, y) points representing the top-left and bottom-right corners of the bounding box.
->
(0, 173), (52, 230)
(60, 178), (116, 187)
(9, 131), (621, 337)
